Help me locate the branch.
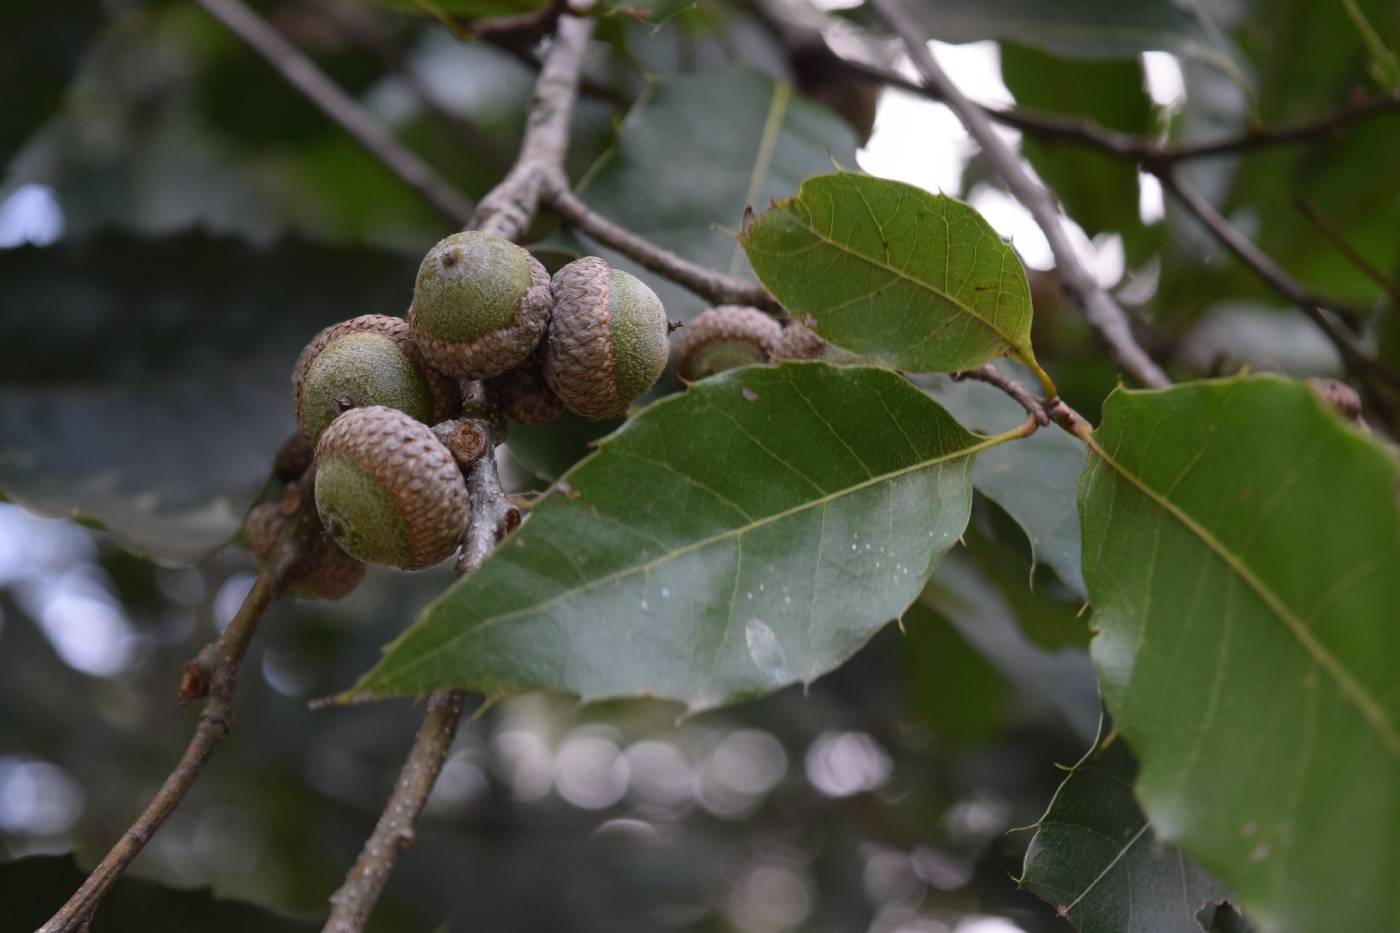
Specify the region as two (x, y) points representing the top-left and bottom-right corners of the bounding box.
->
(39, 452), (325, 933)
(547, 185), (782, 313)
(953, 365), (1050, 426)
(311, 0), (509, 173)
(871, 0), (1170, 391)
(322, 16), (597, 932)
(1159, 170), (1400, 393)
(322, 691), (467, 933)
(471, 15), (596, 240)
(195, 0), (475, 226)
(812, 34), (1400, 166)
(1293, 194), (1400, 308)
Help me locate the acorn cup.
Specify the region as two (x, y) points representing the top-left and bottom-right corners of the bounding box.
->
(312, 406), (470, 571)
(543, 256), (670, 421)
(672, 305), (782, 382)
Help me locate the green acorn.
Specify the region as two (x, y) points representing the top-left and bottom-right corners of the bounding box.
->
(292, 314), (458, 444)
(672, 305), (781, 382)
(313, 406), (470, 571)
(543, 257), (669, 421)
(409, 231), (553, 379)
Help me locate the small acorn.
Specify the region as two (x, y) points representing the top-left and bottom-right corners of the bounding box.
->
(243, 501), (365, 600)
(672, 305), (781, 382)
(773, 321), (829, 361)
(313, 406), (470, 571)
(293, 314), (458, 444)
(487, 348), (565, 425)
(544, 257), (669, 421)
(409, 231), (553, 379)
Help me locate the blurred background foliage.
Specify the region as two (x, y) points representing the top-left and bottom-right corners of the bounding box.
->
(0, 0), (1395, 929)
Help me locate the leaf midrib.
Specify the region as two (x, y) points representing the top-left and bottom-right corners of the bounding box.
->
(1085, 433), (1400, 757)
(368, 431), (1001, 688)
(770, 197), (1028, 356)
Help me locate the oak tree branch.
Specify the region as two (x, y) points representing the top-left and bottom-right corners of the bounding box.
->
(547, 185), (782, 313)
(320, 15), (598, 933)
(195, 0), (475, 226)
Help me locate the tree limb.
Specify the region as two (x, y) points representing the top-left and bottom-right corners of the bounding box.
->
(767, 8), (1400, 168)
(546, 184), (782, 313)
(320, 16), (598, 932)
(871, 0), (1170, 391)
(195, 0), (475, 226)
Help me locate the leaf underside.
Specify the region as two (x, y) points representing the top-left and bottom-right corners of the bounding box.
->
(1022, 726), (1241, 933)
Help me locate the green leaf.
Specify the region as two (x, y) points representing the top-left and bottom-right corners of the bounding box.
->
(548, 66), (858, 321)
(889, 0), (1215, 60)
(0, 855), (316, 932)
(1079, 375), (1400, 929)
(351, 364), (1004, 711)
(928, 368), (1087, 597)
(1021, 726), (1245, 932)
(0, 232), (419, 565)
(903, 601), (1008, 745)
(504, 412), (617, 485)
(921, 553), (1099, 743)
(741, 173), (1052, 390)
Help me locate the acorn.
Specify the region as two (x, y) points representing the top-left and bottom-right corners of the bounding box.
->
(243, 501), (365, 600)
(408, 231), (553, 379)
(773, 321), (829, 361)
(672, 305), (781, 382)
(1308, 377), (1366, 429)
(487, 347), (565, 425)
(292, 314), (458, 444)
(543, 257), (669, 421)
(313, 406), (470, 571)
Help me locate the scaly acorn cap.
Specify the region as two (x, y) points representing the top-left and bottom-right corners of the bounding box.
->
(672, 305), (781, 382)
(487, 348), (564, 425)
(773, 321), (829, 361)
(292, 314), (459, 444)
(409, 231), (553, 379)
(544, 257), (669, 421)
(243, 500), (365, 600)
(313, 406), (470, 570)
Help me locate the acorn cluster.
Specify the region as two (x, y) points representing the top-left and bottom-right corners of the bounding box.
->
(258, 231), (674, 580)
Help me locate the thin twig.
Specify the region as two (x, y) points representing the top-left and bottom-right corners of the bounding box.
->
(40, 459), (325, 933)
(953, 365), (1050, 426)
(472, 15), (597, 240)
(1293, 194), (1400, 308)
(547, 185), (782, 313)
(1160, 171), (1400, 393)
(815, 36), (1400, 166)
(871, 0), (1170, 391)
(195, 0), (475, 226)
(321, 16), (597, 932)
(311, 0), (509, 173)
(322, 690), (467, 933)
